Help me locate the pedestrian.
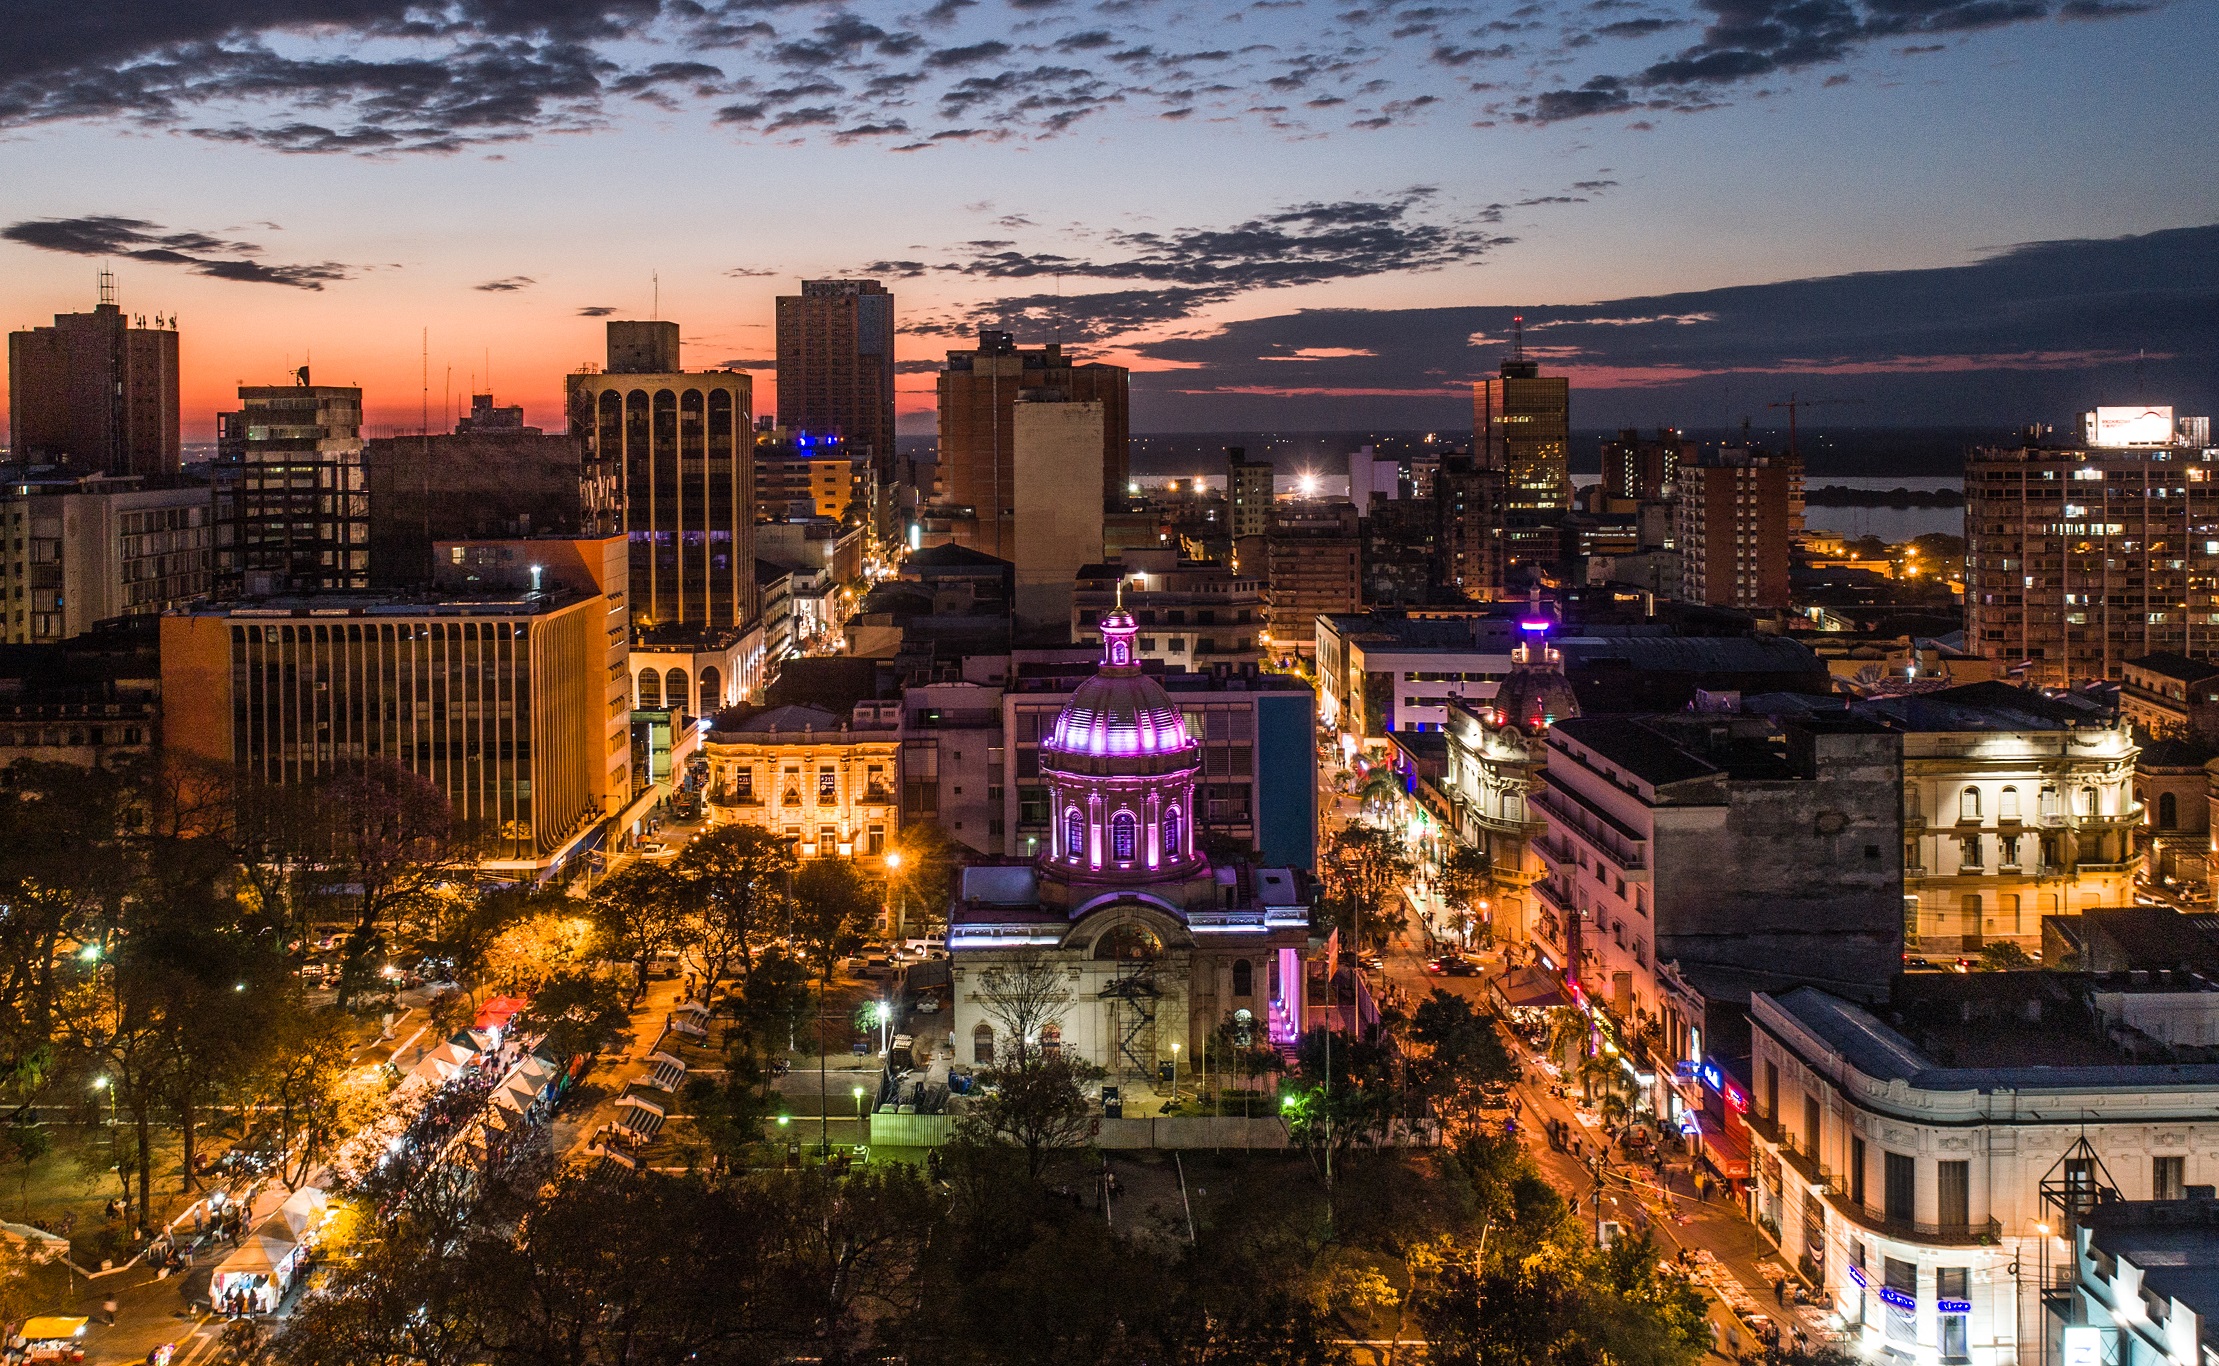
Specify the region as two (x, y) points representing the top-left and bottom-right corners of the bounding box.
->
(1774, 1277), (1787, 1306)
(103, 1296), (117, 1325)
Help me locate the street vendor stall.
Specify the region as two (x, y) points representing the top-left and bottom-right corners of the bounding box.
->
(210, 1190), (329, 1316)
(17, 1316), (87, 1363)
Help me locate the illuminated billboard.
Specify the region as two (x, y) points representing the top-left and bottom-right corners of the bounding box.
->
(2088, 405), (2175, 447)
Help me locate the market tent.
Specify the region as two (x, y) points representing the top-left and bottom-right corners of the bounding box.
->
(475, 996), (529, 1032)
(215, 1225), (295, 1282)
(1488, 965), (1571, 1014)
(273, 1188), (328, 1240)
(19, 1317), (87, 1342)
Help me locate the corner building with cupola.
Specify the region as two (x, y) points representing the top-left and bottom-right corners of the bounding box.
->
(947, 606), (1316, 1083)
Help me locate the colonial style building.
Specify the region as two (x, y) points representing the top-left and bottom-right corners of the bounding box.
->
(1439, 622), (1572, 945)
(1856, 683), (2140, 956)
(699, 702), (901, 859)
(1747, 979), (2219, 1366)
(947, 607), (1312, 1085)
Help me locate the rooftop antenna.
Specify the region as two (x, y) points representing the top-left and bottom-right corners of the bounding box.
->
(1510, 312), (1524, 361)
(98, 267), (116, 308)
(652, 272), (660, 321)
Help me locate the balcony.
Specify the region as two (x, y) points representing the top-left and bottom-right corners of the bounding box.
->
(1826, 1191), (2002, 1247)
(706, 789), (764, 809)
(1745, 1110), (1834, 1191)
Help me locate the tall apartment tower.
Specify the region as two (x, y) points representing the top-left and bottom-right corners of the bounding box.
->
(1433, 454), (1505, 601)
(1673, 446), (1797, 609)
(1602, 427), (1683, 502)
(1227, 447), (1274, 541)
(936, 330), (1128, 560)
(7, 275), (181, 477)
(1966, 405), (2219, 685)
(212, 377), (368, 595)
(566, 321), (756, 633)
(1264, 499), (1362, 663)
(1474, 318), (1570, 582)
(775, 279), (895, 477)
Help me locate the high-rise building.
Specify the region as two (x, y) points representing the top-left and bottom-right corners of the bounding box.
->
(0, 474), (210, 642)
(935, 331), (1128, 560)
(1012, 397), (1105, 630)
(365, 392), (618, 588)
(7, 277), (181, 477)
(566, 321), (755, 633)
(1602, 427), (1683, 502)
(1227, 447), (1274, 541)
(161, 535), (632, 876)
(1966, 406), (2218, 685)
(212, 377), (368, 595)
(1434, 454), (1506, 601)
(1674, 446), (1797, 609)
(1474, 323), (1570, 582)
(775, 279), (895, 484)
(1262, 499), (1361, 663)
(752, 423), (868, 522)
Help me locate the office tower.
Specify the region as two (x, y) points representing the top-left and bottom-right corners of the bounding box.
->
(1966, 406), (2218, 685)
(162, 535), (633, 875)
(775, 279), (895, 483)
(212, 377), (368, 595)
(0, 474), (210, 642)
(1473, 321), (1570, 580)
(1673, 445), (1797, 609)
(1602, 427), (1683, 502)
(1012, 397), (1105, 630)
(1433, 455), (1506, 601)
(566, 321), (755, 633)
(1227, 447), (1274, 540)
(1263, 499), (1361, 663)
(364, 392), (618, 588)
(936, 330), (1129, 559)
(7, 275), (181, 477)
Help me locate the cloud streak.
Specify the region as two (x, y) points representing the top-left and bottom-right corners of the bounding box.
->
(0, 214), (351, 289)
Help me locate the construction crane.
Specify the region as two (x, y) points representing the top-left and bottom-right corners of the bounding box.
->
(1766, 393), (1865, 459)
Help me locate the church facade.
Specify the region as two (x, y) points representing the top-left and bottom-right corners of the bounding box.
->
(947, 607), (1314, 1086)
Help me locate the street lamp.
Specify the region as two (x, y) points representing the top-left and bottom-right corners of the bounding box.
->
(1169, 1042), (1180, 1102)
(92, 1075), (113, 1126)
(885, 850), (906, 936)
(853, 1084), (868, 1130)
(874, 1000), (893, 1054)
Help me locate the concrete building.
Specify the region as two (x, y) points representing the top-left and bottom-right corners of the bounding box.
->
(161, 535), (633, 876)
(1746, 978), (2219, 1366)
(1316, 610), (1523, 746)
(1474, 335), (1570, 581)
(1434, 454), (1507, 601)
(1602, 427), (1684, 502)
(1227, 448), (1274, 541)
(1531, 711), (1904, 1027)
(901, 674), (1008, 855)
(2134, 738), (2213, 890)
(1012, 397), (1105, 631)
(7, 279), (180, 477)
(1675, 446), (1799, 609)
(1966, 408), (2219, 686)
(934, 331), (1127, 560)
(0, 622), (160, 768)
(775, 279), (896, 496)
(753, 424), (866, 522)
(0, 473), (209, 642)
(1074, 550), (1264, 673)
(2070, 1201), (2219, 1366)
(1855, 682), (2141, 957)
(1262, 499), (1361, 663)
(947, 610), (1312, 1084)
(1439, 628), (1575, 944)
(565, 320), (755, 634)
(212, 380), (368, 595)
(365, 399), (618, 588)
(699, 701), (901, 859)
(2122, 653), (2219, 737)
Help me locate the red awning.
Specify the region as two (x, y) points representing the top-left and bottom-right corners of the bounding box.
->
(1693, 1114), (1751, 1180)
(475, 996), (528, 1031)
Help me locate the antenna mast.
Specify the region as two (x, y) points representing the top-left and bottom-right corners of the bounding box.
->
(1511, 312), (1524, 361)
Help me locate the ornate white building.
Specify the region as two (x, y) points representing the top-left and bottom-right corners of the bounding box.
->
(946, 607), (1313, 1084)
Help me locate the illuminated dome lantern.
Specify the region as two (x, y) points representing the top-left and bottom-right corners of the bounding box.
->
(1493, 616), (1580, 733)
(1038, 604), (1204, 887)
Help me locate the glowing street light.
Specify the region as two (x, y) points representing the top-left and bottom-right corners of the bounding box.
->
(874, 1000), (893, 1054)
(91, 1075), (114, 1126)
(853, 1084), (868, 1127)
(1169, 1042), (1181, 1101)
(78, 943), (101, 963)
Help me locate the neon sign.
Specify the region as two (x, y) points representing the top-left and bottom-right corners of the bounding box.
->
(1877, 1287), (1915, 1311)
(1938, 1299), (1971, 1314)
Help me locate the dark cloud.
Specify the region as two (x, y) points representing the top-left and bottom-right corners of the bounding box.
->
(475, 275), (535, 291)
(1, 214), (351, 289)
(1594, 16), (1681, 35)
(577, 305), (619, 315)
(724, 266), (777, 276)
(862, 259), (931, 276)
(1119, 222), (2219, 431)
(925, 40), (1014, 66)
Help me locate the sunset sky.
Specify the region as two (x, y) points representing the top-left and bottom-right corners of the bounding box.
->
(3, 0), (2214, 441)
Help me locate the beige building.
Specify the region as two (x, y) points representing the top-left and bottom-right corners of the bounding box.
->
(0, 474), (209, 642)
(699, 702), (901, 859)
(161, 535), (632, 876)
(1012, 397), (1105, 631)
(1857, 682), (2140, 956)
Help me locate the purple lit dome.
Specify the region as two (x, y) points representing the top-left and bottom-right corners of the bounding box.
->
(1041, 607), (1198, 776)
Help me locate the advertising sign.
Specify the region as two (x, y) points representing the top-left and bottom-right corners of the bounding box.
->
(2061, 1324), (2103, 1366)
(2089, 406), (2174, 447)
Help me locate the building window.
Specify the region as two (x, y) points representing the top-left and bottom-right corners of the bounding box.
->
(1999, 785), (2020, 820)
(1232, 959), (1253, 997)
(1065, 807), (1085, 860)
(973, 1024), (994, 1065)
(1763, 1060), (1779, 1119)
(818, 767), (837, 803)
(1111, 811), (1137, 862)
(1850, 1136), (1866, 1207)
(1937, 1267), (1969, 1361)
(1802, 1095), (1821, 1156)
(2040, 785), (2059, 819)
(2160, 792), (2179, 830)
(734, 768), (753, 798)
(1884, 1152), (1916, 1223)
(1959, 786), (1981, 821)
(1959, 836), (1982, 872)
(1938, 1159), (1970, 1228)
(1883, 1258), (1917, 1345)
(2156, 1155), (2187, 1201)
(1163, 804), (1182, 858)
(2082, 786), (2100, 817)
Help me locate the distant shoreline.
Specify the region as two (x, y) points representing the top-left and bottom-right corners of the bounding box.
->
(1804, 484), (1965, 509)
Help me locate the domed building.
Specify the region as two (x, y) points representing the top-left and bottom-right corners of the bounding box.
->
(1440, 617), (1574, 948)
(947, 607), (1315, 1085)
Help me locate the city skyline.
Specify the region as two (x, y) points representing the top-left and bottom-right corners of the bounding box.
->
(1, 0), (2213, 440)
